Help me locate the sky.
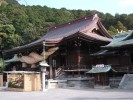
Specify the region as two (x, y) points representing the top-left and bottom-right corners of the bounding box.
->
(18, 0), (133, 15)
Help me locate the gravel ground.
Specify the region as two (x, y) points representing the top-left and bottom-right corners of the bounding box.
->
(0, 88), (133, 100)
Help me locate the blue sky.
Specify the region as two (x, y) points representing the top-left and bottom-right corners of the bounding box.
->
(18, 0), (133, 15)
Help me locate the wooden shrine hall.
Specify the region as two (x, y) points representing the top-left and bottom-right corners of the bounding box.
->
(101, 31), (133, 73)
(89, 31), (133, 85)
(2, 14), (112, 80)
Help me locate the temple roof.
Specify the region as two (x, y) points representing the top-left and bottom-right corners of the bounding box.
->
(43, 14), (112, 42)
(86, 65), (117, 73)
(3, 14), (112, 55)
(101, 31), (133, 49)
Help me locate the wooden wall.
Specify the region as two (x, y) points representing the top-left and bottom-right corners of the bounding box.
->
(7, 73), (41, 91)
(106, 55), (131, 72)
(24, 73), (41, 91)
(67, 49), (78, 65)
(0, 74), (3, 86)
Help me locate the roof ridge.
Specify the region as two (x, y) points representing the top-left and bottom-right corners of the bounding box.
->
(48, 13), (97, 32)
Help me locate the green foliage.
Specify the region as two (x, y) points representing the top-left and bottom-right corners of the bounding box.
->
(108, 25), (118, 35)
(2, 24), (15, 34)
(0, 13), (10, 24)
(116, 21), (127, 32)
(8, 34), (22, 47)
(0, 58), (4, 71)
(0, 0), (8, 6)
(0, 24), (22, 49)
(5, 0), (19, 5)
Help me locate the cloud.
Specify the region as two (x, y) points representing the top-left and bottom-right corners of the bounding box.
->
(118, 0), (133, 8)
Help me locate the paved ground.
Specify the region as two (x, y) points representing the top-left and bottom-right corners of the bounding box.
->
(0, 88), (133, 100)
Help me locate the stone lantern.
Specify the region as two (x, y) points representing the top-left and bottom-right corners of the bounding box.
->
(40, 41), (49, 92)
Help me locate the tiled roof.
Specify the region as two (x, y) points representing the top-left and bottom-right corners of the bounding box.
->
(43, 14), (112, 42)
(86, 65), (116, 73)
(102, 31), (133, 49)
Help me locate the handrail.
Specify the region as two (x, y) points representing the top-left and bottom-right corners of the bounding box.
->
(55, 66), (63, 78)
(64, 65), (88, 70)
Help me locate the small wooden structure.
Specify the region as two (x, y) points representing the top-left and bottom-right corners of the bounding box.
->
(5, 71), (41, 92)
(86, 65), (116, 85)
(0, 73), (3, 86)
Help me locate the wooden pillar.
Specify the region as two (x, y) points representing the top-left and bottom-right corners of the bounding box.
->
(75, 37), (81, 77)
(65, 49), (68, 66)
(128, 53), (131, 73)
(77, 49), (81, 77)
(49, 67), (52, 79)
(6, 73), (9, 87)
(97, 73), (100, 84)
(104, 73), (106, 85)
(77, 50), (80, 65)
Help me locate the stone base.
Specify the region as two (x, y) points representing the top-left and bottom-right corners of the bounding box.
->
(46, 80), (67, 89)
(66, 77), (94, 89)
(7, 88), (25, 92)
(46, 77), (94, 89)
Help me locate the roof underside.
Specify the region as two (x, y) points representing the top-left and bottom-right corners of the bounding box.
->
(3, 14), (112, 55)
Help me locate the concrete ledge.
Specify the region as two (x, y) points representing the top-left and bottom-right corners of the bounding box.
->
(7, 88), (25, 92)
(47, 80), (67, 89)
(47, 77), (94, 89)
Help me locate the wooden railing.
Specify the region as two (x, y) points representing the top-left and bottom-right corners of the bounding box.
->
(55, 67), (63, 78)
(112, 66), (130, 72)
(63, 65), (88, 70)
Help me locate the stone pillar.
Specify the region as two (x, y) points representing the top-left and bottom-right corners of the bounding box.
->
(41, 67), (47, 92)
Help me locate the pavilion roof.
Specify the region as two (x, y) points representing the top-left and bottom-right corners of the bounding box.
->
(101, 31), (133, 49)
(3, 14), (112, 55)
(86, 65), (117, 73)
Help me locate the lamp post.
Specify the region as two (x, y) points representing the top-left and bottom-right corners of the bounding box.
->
(40, 41), (49, 92)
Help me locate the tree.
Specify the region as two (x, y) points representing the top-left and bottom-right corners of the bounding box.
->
(116, 21), (127, 32)
(108, 25), (118, 36)
(5, 0), (19, 5)
(0, 13), (10, 24)
(0, 24), (22, 49)
(0, 0), (7, 6)
(103, 13), (116, 29)
(2, 24), (15, 34)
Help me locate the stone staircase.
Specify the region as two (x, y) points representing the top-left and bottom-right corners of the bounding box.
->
(119, 74), (133, 89)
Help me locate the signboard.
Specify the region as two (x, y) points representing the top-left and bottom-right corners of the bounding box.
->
(95, 64), (104, 68)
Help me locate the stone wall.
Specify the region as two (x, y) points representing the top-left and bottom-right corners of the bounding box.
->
(119, 74), (133, 89)
(67, 77), (94, 89)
